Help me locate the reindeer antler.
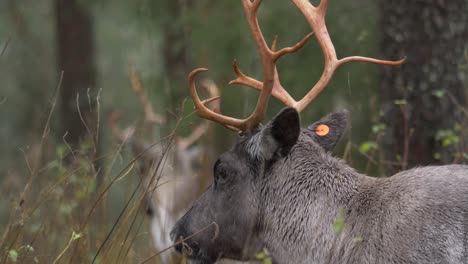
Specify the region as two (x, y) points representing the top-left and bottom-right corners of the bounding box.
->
(190, 0), (405, 131)
(129, 65), (166, 126)
(128, 65), (215, 147)
(190, 0), (312, 132)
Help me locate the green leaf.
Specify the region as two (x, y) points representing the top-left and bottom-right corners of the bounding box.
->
(436, 129), (460, 147)
(19, 245), (34, 253)
(8, 249), (18, 262)
(80, 140), (93, 151)
(256, 249), (272, 264)
(24, 245), (34, 253)
(256, 252), (266, 259)
(72, 231), (83, 240)
(395, 154), (401, 161)
(359, 141), (378, 154)
(371, 123), (386, 134)
(432, 90), (445, 98)
(393, 99), (407, 105)
(55, 145), (66, 158)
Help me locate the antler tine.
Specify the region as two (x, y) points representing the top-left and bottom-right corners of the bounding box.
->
(129, 65), (166, 125)
(229, 0), (405, 113)
(108, 111), (135, 143)
(190, 68), (246, 131)
(230, 61), (295, 106)
(291, 0), (405, 112)
(229, 32), (313, 107)
(178, 78), (220, 150)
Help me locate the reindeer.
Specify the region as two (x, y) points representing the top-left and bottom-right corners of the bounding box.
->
(109, 67), (219, 262)
(170, 0), (468, 263)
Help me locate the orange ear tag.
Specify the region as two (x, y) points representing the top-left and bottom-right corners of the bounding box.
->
(315, 124), (330, 136)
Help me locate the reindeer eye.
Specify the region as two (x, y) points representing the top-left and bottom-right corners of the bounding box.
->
(215, 167), (229, 186)
(213, 157), (236, 187)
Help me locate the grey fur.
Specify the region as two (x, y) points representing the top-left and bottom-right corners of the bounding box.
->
(171, 107), (468, 264)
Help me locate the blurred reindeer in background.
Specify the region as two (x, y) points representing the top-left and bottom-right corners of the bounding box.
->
(109, 66), (219, 263)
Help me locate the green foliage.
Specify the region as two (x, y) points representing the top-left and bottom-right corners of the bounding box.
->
(6, 245), (35, 263)
(256, 248), (273, 264)
(435, 123), (466, 162)
(436, 125), (461, 147)
(432, 89), (446, 98)
(7, 250), (17, 262)
(0, 137), (154, 263)
(359, 141), (378, 154)
(371, 123), (386, 134)
(393, 99), (407, 105)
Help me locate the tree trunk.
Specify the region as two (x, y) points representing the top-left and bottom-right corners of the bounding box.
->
(161, 0), (193, 110)
(379, 0), (468, 174)
(54, 1), (98, 262)
(55, 0), (98, 151)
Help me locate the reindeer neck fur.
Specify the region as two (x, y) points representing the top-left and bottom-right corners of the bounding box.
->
(258, 131), (371, 264)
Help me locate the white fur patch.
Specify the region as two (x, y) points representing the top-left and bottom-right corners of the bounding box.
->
(245, 133), (263, 159)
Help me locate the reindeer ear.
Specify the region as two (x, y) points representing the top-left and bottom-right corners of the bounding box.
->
(306, 110), (349, 152)
(260, 107), (300, 158)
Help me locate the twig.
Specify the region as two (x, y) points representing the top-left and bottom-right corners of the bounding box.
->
(42, 71), (63, 139)
(62, 131), (76, 161)
(1, 35), (11, 57)
(95, 88), (102, 146)
(351, 143), (379, 166)
(400, 104), (410, 170)
(76, 93), (97, 153)
(52, 231), (82, 264)
(19, 147), (33, 176)
(447, 91), (468, 117)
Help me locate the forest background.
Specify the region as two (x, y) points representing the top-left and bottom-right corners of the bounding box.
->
(0, 0), (467, 263)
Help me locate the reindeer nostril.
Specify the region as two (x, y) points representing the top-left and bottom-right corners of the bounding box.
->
(172, 235), (198, 256)
(173, 240), (183, 253)
(170, 226), (187, 254)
